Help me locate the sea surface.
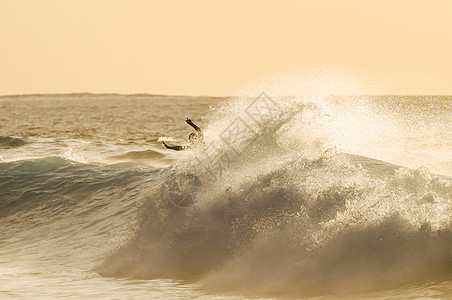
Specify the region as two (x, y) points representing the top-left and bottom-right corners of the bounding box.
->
(0, 94), (451, 299)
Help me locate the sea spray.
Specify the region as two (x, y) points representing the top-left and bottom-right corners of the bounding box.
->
(97, 96), (452, 295)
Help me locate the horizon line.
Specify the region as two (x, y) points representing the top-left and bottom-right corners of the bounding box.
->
(0, 92), (451, 98)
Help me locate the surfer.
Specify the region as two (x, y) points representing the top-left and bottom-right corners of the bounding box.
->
(162, 119), (203, 151)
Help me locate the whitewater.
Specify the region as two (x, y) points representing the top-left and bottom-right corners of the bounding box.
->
(0, 93), (451, 299)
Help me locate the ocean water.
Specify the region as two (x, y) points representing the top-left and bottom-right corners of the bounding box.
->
(0, 93), (451, 299)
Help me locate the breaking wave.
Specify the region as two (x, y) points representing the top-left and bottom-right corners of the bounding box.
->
(97, 97), (452, 296)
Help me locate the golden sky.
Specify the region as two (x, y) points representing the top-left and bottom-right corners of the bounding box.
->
(1, 0), (451, 96)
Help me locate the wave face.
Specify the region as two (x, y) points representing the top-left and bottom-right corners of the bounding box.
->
(0, 157), (157, 219)
(97, 97), (452, 296)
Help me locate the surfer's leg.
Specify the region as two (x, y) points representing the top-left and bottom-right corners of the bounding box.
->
(162, 141), (184, 151)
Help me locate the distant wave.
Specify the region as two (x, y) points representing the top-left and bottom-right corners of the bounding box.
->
(98, 98), (452, 295)
(110, 149), (168, 162)
(0, 136), (27, 149)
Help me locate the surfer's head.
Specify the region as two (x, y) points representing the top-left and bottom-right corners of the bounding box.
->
(188, 132), (198, 144)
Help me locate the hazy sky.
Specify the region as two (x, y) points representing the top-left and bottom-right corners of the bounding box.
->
(1, 0), (452, 96)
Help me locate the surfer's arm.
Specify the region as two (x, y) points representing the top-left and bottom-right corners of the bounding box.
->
(162, 141), (184, 151)
(186, 119), (202, 133)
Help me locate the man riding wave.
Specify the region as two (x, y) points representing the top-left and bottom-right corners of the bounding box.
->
(162, 119), (203, 151)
